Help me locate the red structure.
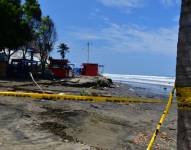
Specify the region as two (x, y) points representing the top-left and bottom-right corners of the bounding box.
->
(49, 58), (73, 78)
(81, 63), (98, 76)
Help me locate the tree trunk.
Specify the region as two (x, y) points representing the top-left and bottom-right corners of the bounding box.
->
(176, 0), (191, 149)
(40, 56), (48, 77)
(41, 60), (46, 76)
(4, 49), (11, 63)
(22, 47), (28, 60)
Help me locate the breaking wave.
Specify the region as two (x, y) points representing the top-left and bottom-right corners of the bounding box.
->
(103, 73), (175, 87)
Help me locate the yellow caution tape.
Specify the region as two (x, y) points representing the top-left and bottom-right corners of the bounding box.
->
(146, 87), (175, 150)
(0, 91), (162, 103)
(176, 87), (191, 110)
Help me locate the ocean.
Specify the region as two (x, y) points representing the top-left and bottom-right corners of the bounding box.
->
(103, 73), (175, 96)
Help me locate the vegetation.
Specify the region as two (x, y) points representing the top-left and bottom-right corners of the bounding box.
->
(57, 42), (70, 59)
(36, 16), (57, 75)
(0, 0), (33, 61)
(21, 0), (42, 59)
(0, 0), (58, 76)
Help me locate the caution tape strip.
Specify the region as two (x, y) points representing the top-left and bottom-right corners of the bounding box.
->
(176, 87), (191, 110)
(0, 91), (162, 103)
(146, 87), (175, 150)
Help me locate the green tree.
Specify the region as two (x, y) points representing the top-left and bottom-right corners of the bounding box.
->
(0, 0), (57, 76)
(0, 0), (33, 61)
(23, 0), (41, 22)
(57, 42), (70, 59)
(176, 0), (191, 149)
(22, 0), (42, 59)
(35, 16), (57, 75)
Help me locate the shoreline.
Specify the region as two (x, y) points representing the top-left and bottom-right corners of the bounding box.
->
(0, 77), (172, 100)
(0, 79), (177, 150)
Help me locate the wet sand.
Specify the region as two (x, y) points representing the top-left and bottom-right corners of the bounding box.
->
(0, 80), (177, 150)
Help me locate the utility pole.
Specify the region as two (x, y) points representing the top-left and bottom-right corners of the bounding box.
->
(87, 42), (90, 63)
(176, 0), (191, 149)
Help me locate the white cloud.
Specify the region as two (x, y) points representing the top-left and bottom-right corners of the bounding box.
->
(68, 23), (178, 55)
(97, 0), (145, 8)
(97, 0), (180, 8)
(160, 0), (180, 6)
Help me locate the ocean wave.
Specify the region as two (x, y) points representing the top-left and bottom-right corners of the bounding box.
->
(103, 73), (175, 87)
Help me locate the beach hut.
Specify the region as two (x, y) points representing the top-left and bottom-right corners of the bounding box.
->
(81, 63), (99, 76)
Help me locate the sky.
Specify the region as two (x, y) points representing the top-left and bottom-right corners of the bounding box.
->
(38, 0), (181, 76)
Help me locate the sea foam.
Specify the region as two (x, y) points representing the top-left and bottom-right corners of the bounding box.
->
(103, 73), (175, 87)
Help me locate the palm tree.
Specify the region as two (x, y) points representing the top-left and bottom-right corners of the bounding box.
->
(57, 42), (70, 59)
(176, 0), (191, 149)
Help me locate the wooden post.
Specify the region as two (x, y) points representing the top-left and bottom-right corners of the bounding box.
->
(176, 0), (191, 149)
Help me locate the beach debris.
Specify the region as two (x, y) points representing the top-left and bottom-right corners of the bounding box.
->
(133, 133), (149, 145)
(133, 131), (175, 149)
(58, 92), (65, 95)
(29, 72), (44, 93)
(90, 104), (99, 109)
(59, 76), (113, 88)
(129, 88), (135, 92)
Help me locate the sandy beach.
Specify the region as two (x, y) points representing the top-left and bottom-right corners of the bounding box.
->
(0, 78), (177, 150)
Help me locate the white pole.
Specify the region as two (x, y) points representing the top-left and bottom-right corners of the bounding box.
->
(87, 42), (90, 63)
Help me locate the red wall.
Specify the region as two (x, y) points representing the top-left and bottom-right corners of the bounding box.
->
(49, 67), (69, 78)
(81, 63), (98, 76)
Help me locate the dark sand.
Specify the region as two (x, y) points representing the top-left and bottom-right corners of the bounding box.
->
(0, 80), (177, 150)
